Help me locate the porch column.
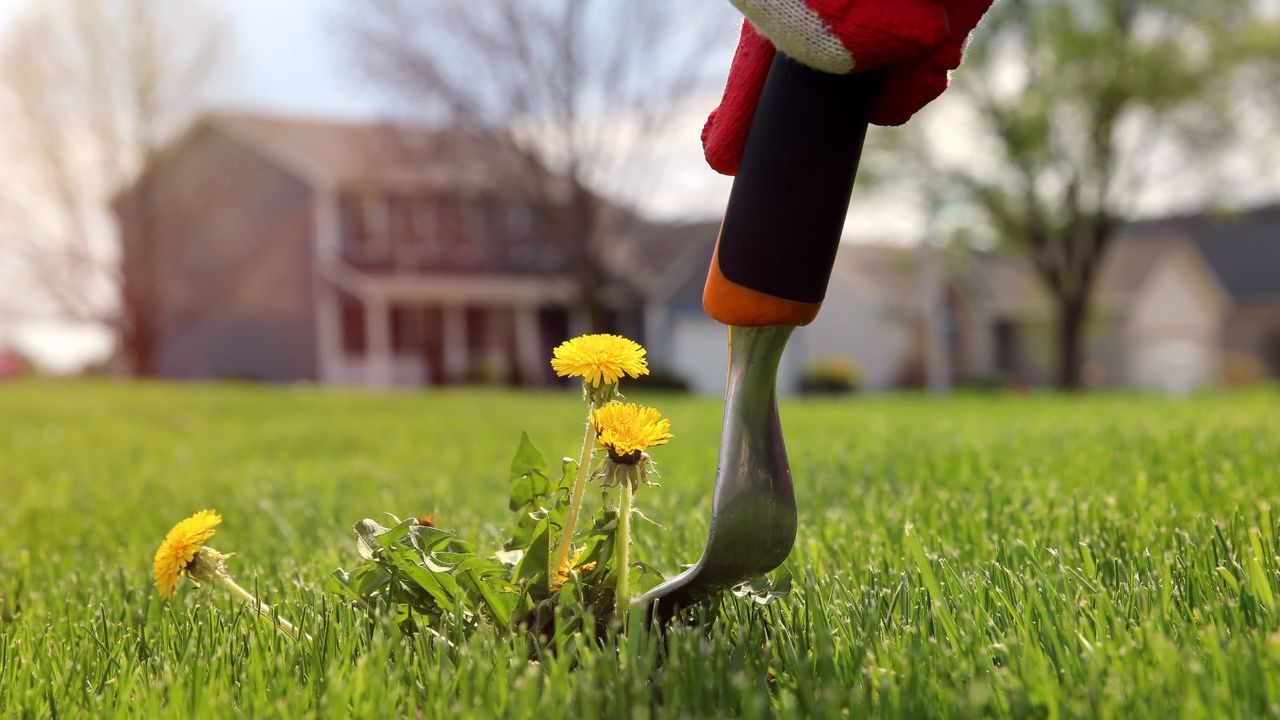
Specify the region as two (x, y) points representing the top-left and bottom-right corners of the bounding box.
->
(365, 295), (393, 387)
(315, 282), (342, 384)
(312, 189), (343, 384)
(443, 303), (467, 383)
(515, 305), (542, 386)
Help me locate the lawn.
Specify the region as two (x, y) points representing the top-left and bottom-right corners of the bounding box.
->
(3, 381), (1280, 718)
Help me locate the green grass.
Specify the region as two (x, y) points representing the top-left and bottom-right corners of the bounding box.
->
(3, 381), (1280, 718)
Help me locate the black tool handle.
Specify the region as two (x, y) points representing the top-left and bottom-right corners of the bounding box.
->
(714, 54), (880, 305)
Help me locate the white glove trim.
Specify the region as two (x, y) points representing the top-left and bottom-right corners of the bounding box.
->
(731, 0), (855, 74)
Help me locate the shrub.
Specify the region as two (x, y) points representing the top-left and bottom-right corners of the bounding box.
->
(1223, 352), (1268, 386)
(799, 356), (863, 395)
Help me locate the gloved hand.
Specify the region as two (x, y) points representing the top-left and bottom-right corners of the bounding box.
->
(703, 0), (994, 175)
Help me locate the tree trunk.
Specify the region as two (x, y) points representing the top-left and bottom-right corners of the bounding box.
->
(566, 182), (612, 333)
(1055, 294), (1087, 391)
(119, 180), (163, 378)
(122, 314), (160, 377)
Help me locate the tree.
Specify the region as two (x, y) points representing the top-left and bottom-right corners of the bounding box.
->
(911, 0), (1275, 389)
(343, 0), (734, 331)
(0, 0), (225, 375)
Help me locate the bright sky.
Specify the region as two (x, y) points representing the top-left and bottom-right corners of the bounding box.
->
(203, 0), (383, 119)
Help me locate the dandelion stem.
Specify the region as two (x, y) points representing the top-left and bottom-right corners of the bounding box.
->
(616, 481), (633, 618)
(553, 403), (596, 578)
(216, 574), (311, 642)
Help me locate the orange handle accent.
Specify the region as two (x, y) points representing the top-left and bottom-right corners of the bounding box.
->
(702, 227), (821, 327)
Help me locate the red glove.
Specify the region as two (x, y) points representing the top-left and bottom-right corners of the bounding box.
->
(704, 0), (994, 175)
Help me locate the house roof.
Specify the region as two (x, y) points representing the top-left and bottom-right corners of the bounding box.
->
(830, 243), (930, 310)
(205, 111), (562, 195)
(652, 234), (943, 315)
(969, 237), (1217, 319)
(639, 202), (1280, 320)
(1124, 203), (1280, 303)
(618, 222), (718, 308)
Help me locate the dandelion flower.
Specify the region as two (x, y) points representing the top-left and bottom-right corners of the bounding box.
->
(151, 510), (308, 641)
(550, 549), (598, 592)
(551, 334), (648, 389)
(593, 403), (672, 461)
(592, 402), (672, 490)
(153, 509), (222, 599)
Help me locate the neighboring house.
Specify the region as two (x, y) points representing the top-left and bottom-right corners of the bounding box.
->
(649, 212), (1276, 394)
(1127, 205), (1280, 380)
(116, 112), (644, 386)
(964, 238), (1230, 392)
(643, 229), (950, 394)
(963, 205), (1280, 391)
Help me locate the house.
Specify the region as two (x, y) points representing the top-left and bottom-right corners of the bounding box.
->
(115, 112), (645, 386)
(640, 227), (949, 394)
(963, 237), (1230, 392)
(1126, 205), (1280, 381)
(960, 206), (1280, 391)
(649, 209), (1278, 394)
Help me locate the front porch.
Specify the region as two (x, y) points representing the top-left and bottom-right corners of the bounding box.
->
(315, 274), (643, 388)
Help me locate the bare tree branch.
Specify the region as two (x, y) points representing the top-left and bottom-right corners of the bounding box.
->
(341, 0), (735, 329)
(0, 0), (227, 373)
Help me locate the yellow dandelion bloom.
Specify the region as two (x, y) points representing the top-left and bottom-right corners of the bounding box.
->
(153, 509), (222, 599)
(592, 402), (673, 459)
(550, 549), (598, 592)
(551, 334), (648, 388)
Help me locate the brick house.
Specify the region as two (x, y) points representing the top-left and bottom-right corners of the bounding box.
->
(115, 112), (646, 386)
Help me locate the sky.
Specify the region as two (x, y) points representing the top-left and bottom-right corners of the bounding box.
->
(202, 0), (384, 120)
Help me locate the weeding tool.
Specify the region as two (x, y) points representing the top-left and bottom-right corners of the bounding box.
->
(639, 53), (880, 623)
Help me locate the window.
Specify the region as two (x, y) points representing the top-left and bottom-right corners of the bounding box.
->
(1265, 327), (1280, 375)
(501, 202), (537, 265)
(412, 197), (441, 263)
(503, 203), (533, 237)
(445, 197), (488, 265)
(339, 294), (366, 354)
(464, 305), (488, 354)
(339, 192), (390, 261)
(388, 196), (413, 268)
(435, 202), (464, 262)
(390, 304), (423, 353)
(457, 200), (489, 264)
(994, 319), (1020, 377)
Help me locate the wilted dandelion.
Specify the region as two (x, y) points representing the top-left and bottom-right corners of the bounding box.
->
(153, 509), (222, 599)
(153, 509), (308, 641)
(550, 548), (597, 592)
